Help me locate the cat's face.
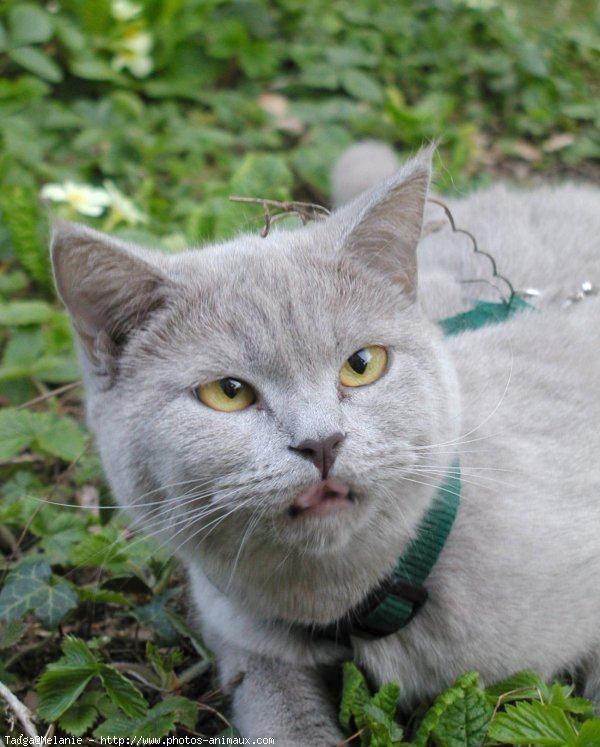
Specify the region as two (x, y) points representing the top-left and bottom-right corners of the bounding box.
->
(51, 152), (459, 587)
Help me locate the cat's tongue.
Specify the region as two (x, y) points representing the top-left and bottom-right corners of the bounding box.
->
(291, 479), (352, 517)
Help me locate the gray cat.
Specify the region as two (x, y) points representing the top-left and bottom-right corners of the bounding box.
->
(51, 143), (600, 745)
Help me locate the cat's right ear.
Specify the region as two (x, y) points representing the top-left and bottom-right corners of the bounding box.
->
(335, 148), (432, 299)
(51, 221), (173, 371)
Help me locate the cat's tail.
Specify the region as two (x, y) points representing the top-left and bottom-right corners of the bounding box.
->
(330, 140), (400, 208)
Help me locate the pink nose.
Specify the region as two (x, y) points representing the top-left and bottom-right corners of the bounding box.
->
(289, 432), (345, 477)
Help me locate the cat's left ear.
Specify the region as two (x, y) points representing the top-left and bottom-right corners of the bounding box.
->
(337, 147), (432, 298)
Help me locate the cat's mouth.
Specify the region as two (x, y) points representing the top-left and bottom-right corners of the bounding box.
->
(289, 479), (353, 518)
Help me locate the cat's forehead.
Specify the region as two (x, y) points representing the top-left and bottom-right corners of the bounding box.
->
(163, 233), (406, 378)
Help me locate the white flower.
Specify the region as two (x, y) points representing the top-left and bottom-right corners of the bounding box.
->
(111, 0), (142, 21)
(104, 181), (148, 225)
(112, 30), (153, 78)
(40, 182), (112, 217)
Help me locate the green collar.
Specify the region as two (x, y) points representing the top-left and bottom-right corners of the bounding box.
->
(310, 295), (531, 644)
(314, 461), (460, 644)
(439, 294), (531, 336)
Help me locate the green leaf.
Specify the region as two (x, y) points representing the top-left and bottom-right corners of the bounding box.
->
(131, 593), (179, 644)
(0, 619), (26, 649)
(414, 672), (494, 747)
(488, 700), (578, 746)
(38, 669), (98, 722)
(38, 638), (101, 721)
(58, 700), (99, 736)
(339, 661), (373, 730)
(9, 4), (53, 46)
(0, 559), (79, 627)
(98, 665), (147, 719)
(0, 300), (53, 325)
(0, 408), (35, 459)
(0, 184), (51, 288)
(486, 670), (548, 703)
(547, 682), (595, 717)
(575, 720), (600, 747)
(8, 47), (63, 83)
(33, 413), (87, 462)
(340, 69), (383, 103)
(93, 696), (197, 739)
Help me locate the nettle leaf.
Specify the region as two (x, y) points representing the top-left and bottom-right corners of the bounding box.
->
(0, 559), (78, 627)
(414, 672), (493, 747)
(487, 700), (578, 746)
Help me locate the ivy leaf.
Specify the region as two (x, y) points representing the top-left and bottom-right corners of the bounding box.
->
(0, 559), (79, 627)
(131, 592), (179, 645)
(487, 700), (578, 746)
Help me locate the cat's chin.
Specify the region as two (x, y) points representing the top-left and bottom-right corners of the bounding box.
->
(288, 478), (354, 518)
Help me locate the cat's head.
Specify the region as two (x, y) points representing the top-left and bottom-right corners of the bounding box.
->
(51, 151), (459, 609)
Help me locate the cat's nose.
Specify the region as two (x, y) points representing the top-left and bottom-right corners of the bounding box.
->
(289, 432), (345, 478)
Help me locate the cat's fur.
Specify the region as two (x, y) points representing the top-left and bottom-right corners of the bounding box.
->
(51, 145), (600, 745)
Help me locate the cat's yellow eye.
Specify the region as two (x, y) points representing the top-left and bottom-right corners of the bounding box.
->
(340, 346), (388, 387)
(196, 378), (256, 412)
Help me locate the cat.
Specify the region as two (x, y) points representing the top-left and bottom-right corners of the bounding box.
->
(51, 143), (600, 745)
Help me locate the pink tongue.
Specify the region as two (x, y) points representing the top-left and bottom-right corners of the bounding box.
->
(292, 479), (350, 510)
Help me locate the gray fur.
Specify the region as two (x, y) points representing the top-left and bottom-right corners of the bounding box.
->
(51, 144), (600, 745)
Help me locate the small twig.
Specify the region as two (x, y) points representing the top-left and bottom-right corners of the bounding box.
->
(427, 197), (515, 305)
(177, 657), (213, 685)
(335, 728), (365, 746)
(229, 196), (330, 237)
(16, 381), (81, 410)
(0, 454), (46, 467)
(0, 680), (39, 740)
